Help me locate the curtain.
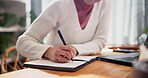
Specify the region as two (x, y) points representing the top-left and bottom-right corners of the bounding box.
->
(107, 0), (145, 45)
(28, 0), (52, 28)
(145, 0), (148, 29)
(31, 0), (53, 16)
(31, 0), (41, 16)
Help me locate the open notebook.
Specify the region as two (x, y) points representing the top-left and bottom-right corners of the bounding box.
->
(23, 56), (97, 72)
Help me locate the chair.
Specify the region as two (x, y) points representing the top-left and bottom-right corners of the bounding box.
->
(1, 46), (25, 73)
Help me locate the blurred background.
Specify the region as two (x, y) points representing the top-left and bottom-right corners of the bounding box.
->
(0, 0), (148, 73)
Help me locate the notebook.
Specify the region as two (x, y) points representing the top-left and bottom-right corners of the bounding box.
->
(23, 56), (97, 72)
(97, 36), (148, 66)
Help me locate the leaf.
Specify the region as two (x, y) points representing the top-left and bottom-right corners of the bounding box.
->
(19, 15), (26, 27)
(30, 11), (37, 23)
(0, 13), (18, 27)
(0, 34), (13, 55)
(143, 27), (148, 34)
(3, 13), (18, 27)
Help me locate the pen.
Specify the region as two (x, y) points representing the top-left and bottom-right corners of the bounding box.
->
(57, 30), (73, 61)
(71, 59), (88, 62)
(57, 30), (67, 45)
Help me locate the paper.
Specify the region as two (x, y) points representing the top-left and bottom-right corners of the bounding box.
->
(73, 56), (97, 61)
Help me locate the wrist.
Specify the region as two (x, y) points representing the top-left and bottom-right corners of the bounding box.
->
(42, 47), (53, 59)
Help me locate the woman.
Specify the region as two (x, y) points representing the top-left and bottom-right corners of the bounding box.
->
(16, 0), (111, 63)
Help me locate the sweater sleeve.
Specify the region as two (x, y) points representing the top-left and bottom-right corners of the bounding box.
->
(16, 1), (62, 59)
(72, 0), (111, 55)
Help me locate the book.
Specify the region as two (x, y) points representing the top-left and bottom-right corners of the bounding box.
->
(23, 56), (97, 72)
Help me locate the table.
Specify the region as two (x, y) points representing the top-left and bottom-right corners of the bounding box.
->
(0, 52), (135, 78)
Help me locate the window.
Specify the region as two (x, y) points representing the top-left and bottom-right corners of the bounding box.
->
(107, 0), (145, 45)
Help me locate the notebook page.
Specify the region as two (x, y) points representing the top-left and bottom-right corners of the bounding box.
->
(73, 56), (97, 61)
(24, 60), (86, 68)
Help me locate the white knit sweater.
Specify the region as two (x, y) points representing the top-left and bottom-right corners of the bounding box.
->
(16, 0), (111, 59)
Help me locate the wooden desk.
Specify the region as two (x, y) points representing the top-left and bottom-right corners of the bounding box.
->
(0, 52), (135, 78)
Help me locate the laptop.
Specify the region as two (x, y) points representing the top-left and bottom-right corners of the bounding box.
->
(113, 49), (139, 53)
(98, 36), (148, 66)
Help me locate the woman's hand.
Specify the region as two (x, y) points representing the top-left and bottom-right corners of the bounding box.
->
(43, 45), (78, 63)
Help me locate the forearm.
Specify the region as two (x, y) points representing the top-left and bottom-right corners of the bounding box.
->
(16, 35), (53, 59)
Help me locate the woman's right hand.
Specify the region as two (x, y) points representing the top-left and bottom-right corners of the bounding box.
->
(42, 45), (77, 63)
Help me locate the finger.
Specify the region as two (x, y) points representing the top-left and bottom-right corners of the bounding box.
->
(59, 45), (71, 51)
(68, 46), (77, 58)
(59, 56), (69, 63)
(53, 55), (61, 62)
(55, 49), (72, 60)
(60, 50), (72, 60)
(59, 46), (75, 57)
(50, 49), (63, 62)
(54, 54), (69, 63)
